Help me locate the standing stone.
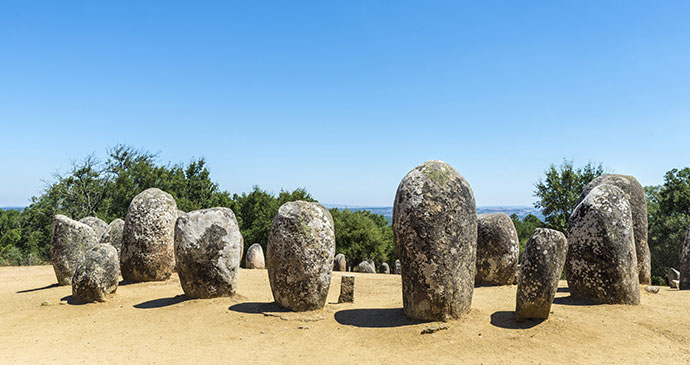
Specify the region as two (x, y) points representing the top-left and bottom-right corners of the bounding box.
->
(566, 184), (640, 305)
(668, 268), (680, 287)
(338, 275), (355, 303)
(121, 188), (178, 282)
(579, 175), (651, 284)
(380, 262), (390, 274)
(245, 243), (266, 269)
(516, 228), (568, 320)
(71, 244), (119, 303)
(174, 208), (243, 298)
(100, 219), (124, 257)
(357, 261), (375, 273)
(333, 253), (347, 271)
(476, 212), (519, 286)
(51, 215), (99, 285)
(681, 226), (690, 290)
(394, 259), (401, 275)
(266, 201), (335, 311)
(79, 216), (109, 240)
(393, 160), (477, 321)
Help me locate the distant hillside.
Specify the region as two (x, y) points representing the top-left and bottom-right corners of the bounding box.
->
(324, 205), (544, 222)
(1, 206), (24, 212)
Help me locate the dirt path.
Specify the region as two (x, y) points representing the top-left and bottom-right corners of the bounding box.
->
(1, 266), (689, 364)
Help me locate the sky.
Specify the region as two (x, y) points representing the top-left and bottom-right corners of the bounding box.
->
(1, 1), (689, 207)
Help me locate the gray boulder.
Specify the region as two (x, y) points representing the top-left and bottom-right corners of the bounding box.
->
(71, 244), (119, 303)
(516, 228), (568, 320)
(50, 215), (99, 285)
(177, 210), (186, 218)
(476, 212), (519, 286)
(174, 207), (243, 298)
(681, 226), (690, 290)
(393, 160), (477, 321)
(100, 219), (124, 257)
(394, 259), (401, 275)
(579, 174), (651, 284)
(357, 261), (375, 273)
(267, 201), (335, 311)
(671, 280), (680, 289)
(380, 262), (390, 274)
(121, 188), (178, 282)
(668, 267), (680, 287)
(79, 216), (109, 240)
(566, 184), (640, 305)
(333, 253), (346, 271)
(338, 275), (355, 303)
(245, 243), (266, 269)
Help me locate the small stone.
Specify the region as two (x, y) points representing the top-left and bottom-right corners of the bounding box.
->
(79, 216), (109, 240)
(338, 275), (355, 303)
(51, 215), (99, 285)
(356, 261), (375, 273)
(476, 212), (519, 286)
(380, 262), (390, 274)
(644, 286), (659, 294)
(333, 253), (347, 271)
(667, 268), (680, 286)
(41, 301), (50, 307)
(72, 244), (120, 303)
(671, 280), (680, 289)
(298, 326), (309, 330)
(421, 325), (448, 334)
(394, 259), (401, 275)
(245, 243), (265, 269)
(100, 219), (124, 257)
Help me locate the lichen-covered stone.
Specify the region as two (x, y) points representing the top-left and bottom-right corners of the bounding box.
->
(266, 201), (335, 311)
(380, 262), (390, 274)
(645, 286), (659, 294)
(357, 261), (375, 273)
(516, 228), (567, 320)
(476, 212), (519, 286)
(681, 226), (690, 290)
(566, 184), (640, 305)
(71, 244), (119, 303)
(245, 243), (265, 269)
(394, 259), (401, 275)
(174, 207), (243, 298)
(100, 219), (124, 257)
(79, 216), (109, 240)
(121, 188), (178, 282)
(579, 174), (651, 284)
(333, 253), (346, 271)
(668, 268), (680, 287)
(338, 275), (355, 303)
(393, 160), (477, 321)
(50, 215), (99, 285)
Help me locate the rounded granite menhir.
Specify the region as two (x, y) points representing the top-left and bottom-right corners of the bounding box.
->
(333, 253), (347, 272)
(51, 215), (99, 285)
(72, 244), (120, 303)
(121, 188), (178, 282)
(245, 243), (266, 269)
(174, 208), (243, 298)
(100, 218), (124, 257)
(393, 160), (477, 321)
(566, 184), (640, 305)
(476, 212), (519, 286)
(79, 216), (109, 240)
(267, 201), (335, 311)
(516, 228), (568, 320)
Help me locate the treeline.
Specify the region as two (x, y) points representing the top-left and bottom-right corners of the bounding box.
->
(0, 145), (395, 267)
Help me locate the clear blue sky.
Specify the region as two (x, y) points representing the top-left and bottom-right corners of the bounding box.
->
(1, 1), (689, 207)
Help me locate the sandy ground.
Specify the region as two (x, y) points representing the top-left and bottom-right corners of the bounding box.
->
(1, 266), (689, 364)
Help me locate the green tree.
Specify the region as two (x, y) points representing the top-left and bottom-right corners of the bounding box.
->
(534, 160), (605, 233)
(510, 213), (544, 258)
(329, 208), (395, 268)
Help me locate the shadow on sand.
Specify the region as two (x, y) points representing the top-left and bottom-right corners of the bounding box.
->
(59, 295), (89, 306)
(490, 311), (544, 329)
(334, 308), (424, 328)
(552, 295), (600, 306)
(228, 302), (289, 314)
(556, 287), (569, 293)
(134, 295), (188, 309)
(17, 283), (60, 293)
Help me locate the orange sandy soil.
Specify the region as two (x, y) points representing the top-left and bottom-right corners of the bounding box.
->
(1, 265), (689, 364)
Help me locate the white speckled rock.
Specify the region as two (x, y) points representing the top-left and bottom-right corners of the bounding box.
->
(51, 215), (99, 285)
(267, 201), (335, 311)
(121, 188), (178, 282)
(245, 243), (266, 269)
(71, 244), (119, 303)
(579, 174), (651, 284)
(357, 261), (375, 273)
(516, 228), (568, 320)
(380, 262), (390, 274)
(174, 207), (243, 298)
(476, 212), (519, 286)
(79, 216), (109, 240)
(566, 184), (640, 305)
(333, 253), (346, 271)
(100, 219), (124, 257)
(393, 160), (477, 321)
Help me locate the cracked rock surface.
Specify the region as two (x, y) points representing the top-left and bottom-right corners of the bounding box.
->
(51, 215), (99, 285)
(100, 218), (124, 257)
(72, 243), (119, 303)
(476, 212), (519, 286)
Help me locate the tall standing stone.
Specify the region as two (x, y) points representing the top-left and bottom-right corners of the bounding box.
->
(394, 259), (401, 275)
(579, 174), (650, 284)
(100, 219), (124, 257)
(475, 212), (519, 286)
(680, 225), (690, 290)
(79, 216), (109, 239)
(266, 201), (335, 311)
(333, 253), (347, 271)
(174, 208), (243, 298)
(357, 261), (375, 273)
(72, 244), (120, 303)
(380, 262), (390, 274)
(393, 160), (477, 321)
(338, 275), (355, 303)
(121, 188), (178, 282)
(51, 215), (99, 285)
(566, 184), (640, 305)
(245, 243), (266, 269)
(516, 228), (568, 320)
